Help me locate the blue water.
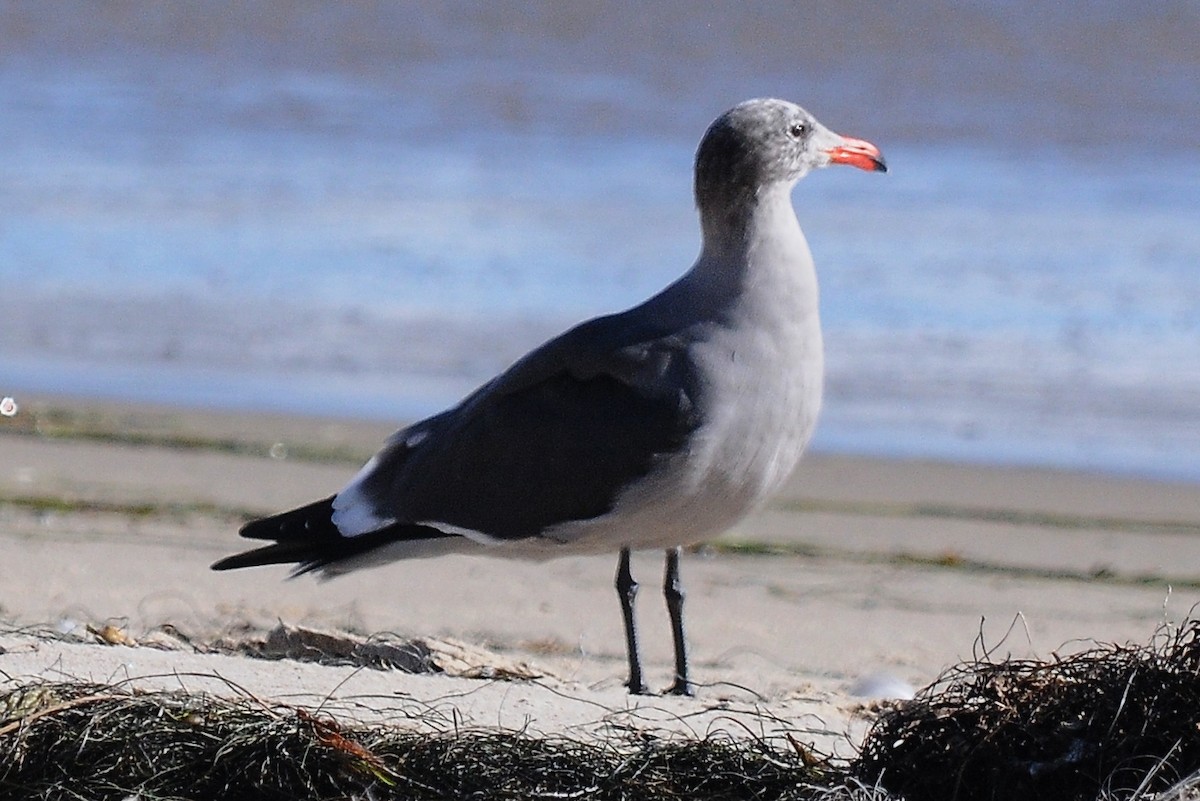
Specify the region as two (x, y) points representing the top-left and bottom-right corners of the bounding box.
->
(1, 3), (1198, 481)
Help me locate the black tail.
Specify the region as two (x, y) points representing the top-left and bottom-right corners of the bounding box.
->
(211, 496), (451, 576)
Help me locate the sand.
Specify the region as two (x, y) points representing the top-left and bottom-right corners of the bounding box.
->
(2, 393), (1199, 754)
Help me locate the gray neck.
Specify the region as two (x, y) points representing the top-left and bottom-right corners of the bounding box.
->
(690, 182), (813, 301)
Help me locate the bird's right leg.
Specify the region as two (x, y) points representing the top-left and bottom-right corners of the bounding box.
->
(616, 547), (649, 694)
(663, 546), (693, 696)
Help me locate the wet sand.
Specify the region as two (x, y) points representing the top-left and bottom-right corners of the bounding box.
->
(2, 394), (1199, 752)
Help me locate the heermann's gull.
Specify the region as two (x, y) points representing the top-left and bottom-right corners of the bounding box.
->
(213, 98), (886, 695)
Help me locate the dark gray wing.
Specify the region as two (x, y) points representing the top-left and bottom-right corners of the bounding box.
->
(340, 310), (705, 541)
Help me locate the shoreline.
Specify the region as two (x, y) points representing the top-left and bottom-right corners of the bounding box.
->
(6, 387), (1198, 490)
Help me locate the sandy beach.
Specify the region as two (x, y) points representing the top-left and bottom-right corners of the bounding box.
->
(2, 393), (1199, 755)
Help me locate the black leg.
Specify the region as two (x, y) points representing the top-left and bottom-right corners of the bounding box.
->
(663, 546), (693, 696)
(616, 547), (649, 694)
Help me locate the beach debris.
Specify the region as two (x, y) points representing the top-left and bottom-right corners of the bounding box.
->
(856, 620), (1200, 801)
(224, 622), (545, 681)
(137, 625), (195, 651)
(0, 680), (838, 800)
(4, 622), (1200, 799)
(86, 623), (136, 647)
(848, 672), (916, 701)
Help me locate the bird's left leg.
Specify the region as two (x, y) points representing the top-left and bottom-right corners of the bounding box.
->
(663, 546), (693, 696)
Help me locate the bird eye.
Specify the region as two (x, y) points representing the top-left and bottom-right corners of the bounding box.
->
(788, 121), (809, 138)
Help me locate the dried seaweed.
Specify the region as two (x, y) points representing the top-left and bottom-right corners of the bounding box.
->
(6, 622), (1200, 800)
(0, 680), (838, 801)
(856, 621), (1200, 801)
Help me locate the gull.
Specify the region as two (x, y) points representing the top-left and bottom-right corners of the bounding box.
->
(213, 98), (886, 695)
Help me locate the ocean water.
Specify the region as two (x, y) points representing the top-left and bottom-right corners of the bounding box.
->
(1, 3), (1198, 481)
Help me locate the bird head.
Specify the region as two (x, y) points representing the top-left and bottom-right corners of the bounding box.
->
(694, 98), (886, 212)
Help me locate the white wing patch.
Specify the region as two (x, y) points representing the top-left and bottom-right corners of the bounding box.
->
(413, 520), (504, 546)
(331, 454), (398, 537)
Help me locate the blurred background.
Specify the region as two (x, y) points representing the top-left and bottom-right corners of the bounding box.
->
(1, 1), (1197, 480)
